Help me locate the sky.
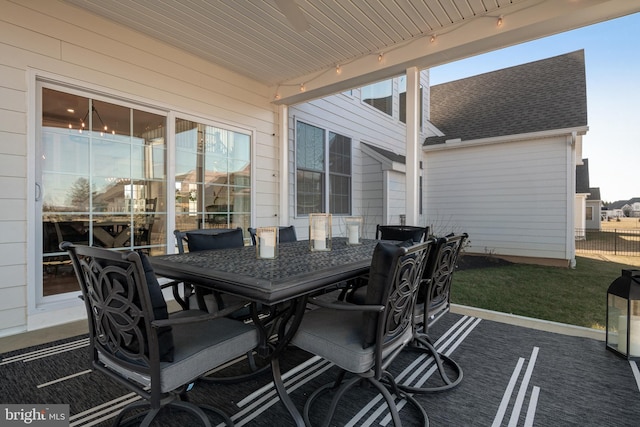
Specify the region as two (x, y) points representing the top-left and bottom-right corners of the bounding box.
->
(429, 12), (640, 203)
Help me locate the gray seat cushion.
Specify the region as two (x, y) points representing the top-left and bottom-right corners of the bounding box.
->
(102, 311), (258, 393)
(291, 307), (412, 374)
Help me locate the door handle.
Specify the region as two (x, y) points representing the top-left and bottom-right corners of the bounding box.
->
(35, 182), (42, 201)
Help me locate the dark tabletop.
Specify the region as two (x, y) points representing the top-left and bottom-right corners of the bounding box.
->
(150, 238), (378, 304)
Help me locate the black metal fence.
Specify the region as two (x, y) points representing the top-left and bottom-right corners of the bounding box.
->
(575, 228), (640, 256)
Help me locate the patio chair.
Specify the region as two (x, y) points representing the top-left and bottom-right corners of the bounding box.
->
(247, 225), (297, 246)
(174, 228), (271, 381)
(376, 224), (430, 242)
(173, 228), (245, 313)
(399, 232), (468, 393)
(290, 240), (433, 426)
(61, 241), (258, 427)
(336, 224), (430, 301)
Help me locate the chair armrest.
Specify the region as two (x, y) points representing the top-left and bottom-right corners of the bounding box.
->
(151, 301), (251, 327)
(309, 297), (384, 312)
(159, 280), (182, 289)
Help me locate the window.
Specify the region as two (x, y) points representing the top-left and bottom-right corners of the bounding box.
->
(175, 119), (251, 232)
(586, 206), (593, 221)
(296, 121), (352, 216)
(361, 80), (392, 116)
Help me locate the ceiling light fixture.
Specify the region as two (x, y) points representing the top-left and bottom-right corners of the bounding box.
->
(378, 53), (383, 62)
(336, 64), (342, 75)
(497, 15), (504, 28)
(430, 34), (436, 43)
(300, 83), (306, 92)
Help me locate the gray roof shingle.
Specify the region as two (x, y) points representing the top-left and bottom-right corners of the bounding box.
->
(576, 159), (590, 194)
(425, 50), (587, 145)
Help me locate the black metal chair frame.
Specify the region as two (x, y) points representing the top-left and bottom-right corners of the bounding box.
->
(376, 224), (430, 242)
(400, 232), (468, 393)
(61, 241), (258, 427)
(292, 241), (434, 426)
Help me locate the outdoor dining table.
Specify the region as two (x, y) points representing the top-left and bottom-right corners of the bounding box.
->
(149, 237), (380, 426)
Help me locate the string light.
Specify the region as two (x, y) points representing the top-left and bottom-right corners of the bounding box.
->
(277, 10), (510, 101)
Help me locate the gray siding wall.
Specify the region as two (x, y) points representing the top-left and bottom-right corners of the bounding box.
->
(425, 136), (573, 261)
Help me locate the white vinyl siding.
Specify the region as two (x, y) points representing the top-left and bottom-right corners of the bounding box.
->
(0, 0), (277, 336)
(290, 73), (430, 238)
(425, 137), (570, 260)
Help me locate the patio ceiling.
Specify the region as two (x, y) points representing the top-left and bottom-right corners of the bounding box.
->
(63, 0), (640, 104)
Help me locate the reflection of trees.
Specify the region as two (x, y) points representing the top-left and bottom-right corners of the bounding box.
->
(67, 177), (91, 210)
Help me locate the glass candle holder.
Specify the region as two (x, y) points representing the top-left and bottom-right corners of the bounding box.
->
(309, 213), (332, 251)
(345, 216), (363, 245)
(256, 226), (278, 259)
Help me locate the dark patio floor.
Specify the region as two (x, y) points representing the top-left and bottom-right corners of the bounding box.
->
(1, 308), (638, 426)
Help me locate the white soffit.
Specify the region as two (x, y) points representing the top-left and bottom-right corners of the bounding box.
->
(62, 0), (640, 104)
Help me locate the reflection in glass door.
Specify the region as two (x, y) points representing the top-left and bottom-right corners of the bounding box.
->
(175, 118), (251, 235)
(39, 86), (167, 297)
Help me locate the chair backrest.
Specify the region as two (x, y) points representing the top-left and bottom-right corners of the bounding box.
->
(61, 242), (172, 397)
(363, 239), (435, 377)
(419, 233), (468, 330)
(376, 224), (429, 243)
(173, 227), (243, 253)
(247, 225), (297, 245)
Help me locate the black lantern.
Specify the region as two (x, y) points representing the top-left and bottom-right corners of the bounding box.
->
(606, 269), (640, 360)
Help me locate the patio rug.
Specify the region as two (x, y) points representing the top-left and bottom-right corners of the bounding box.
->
(2, 313), (640, 426)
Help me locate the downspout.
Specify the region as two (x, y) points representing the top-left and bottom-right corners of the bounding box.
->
(568, 131), (577, 268)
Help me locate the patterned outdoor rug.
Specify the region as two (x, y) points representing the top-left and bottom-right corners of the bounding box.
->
(2, 313), (639, 426)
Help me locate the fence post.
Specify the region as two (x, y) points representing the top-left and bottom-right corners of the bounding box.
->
(615, 229), (618, 255)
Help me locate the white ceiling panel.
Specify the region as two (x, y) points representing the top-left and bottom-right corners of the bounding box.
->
(62, 0), (640, 104)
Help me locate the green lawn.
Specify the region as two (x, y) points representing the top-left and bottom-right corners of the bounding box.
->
(452, 256), (639, 330)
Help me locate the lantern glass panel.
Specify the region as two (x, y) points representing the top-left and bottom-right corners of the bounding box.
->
(607, 294), (627, 352)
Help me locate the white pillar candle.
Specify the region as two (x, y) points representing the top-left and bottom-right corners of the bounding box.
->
(259, 231), (276, 258)
(312, 218), (326, 250)
(348, 224), (359, 244)
(619, 315), (640, 356)
(313, 237), (326, 250)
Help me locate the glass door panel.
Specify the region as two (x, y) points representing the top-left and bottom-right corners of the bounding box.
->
(39, 87), (167, 298)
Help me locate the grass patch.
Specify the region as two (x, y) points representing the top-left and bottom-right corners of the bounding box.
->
(452, 256), (639, 329)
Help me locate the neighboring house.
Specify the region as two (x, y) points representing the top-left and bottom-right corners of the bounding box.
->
(422, 51), (588, 267)
(586, 187), (602, 230)
(608, 198), (640, 217)
(628, 202), (640, 218)
(575, 159), (591, 238)
(602, 208), (624, 220)
(294, 51), (589, 267)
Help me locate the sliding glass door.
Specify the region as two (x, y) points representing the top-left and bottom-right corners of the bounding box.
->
(38, 85), (167, 297)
